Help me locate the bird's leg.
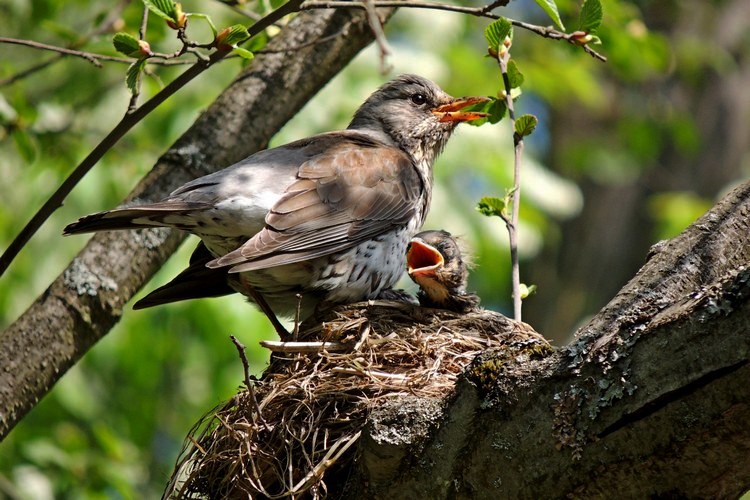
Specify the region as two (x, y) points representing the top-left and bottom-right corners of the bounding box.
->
(244, 284), (290, 340)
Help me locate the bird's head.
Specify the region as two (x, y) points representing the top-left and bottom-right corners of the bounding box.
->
(349, 75), (487, 166)
(406, 229), (471, 305)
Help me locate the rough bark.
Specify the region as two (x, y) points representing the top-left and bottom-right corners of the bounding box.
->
(0, 6), (390, 440)
(353, 180), (750, 498)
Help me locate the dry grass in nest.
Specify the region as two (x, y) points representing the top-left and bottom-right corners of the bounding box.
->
(163, 300), (545, 499)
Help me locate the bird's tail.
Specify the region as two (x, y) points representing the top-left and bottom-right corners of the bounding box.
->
(63, 201), (211, 235)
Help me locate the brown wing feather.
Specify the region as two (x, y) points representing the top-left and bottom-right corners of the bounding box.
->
(208, 139), (423, 272)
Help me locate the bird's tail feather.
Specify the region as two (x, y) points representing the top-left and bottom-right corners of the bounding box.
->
(63, 202), (211, 235)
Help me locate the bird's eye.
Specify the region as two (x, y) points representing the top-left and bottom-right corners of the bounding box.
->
(410, 93), (427, 105)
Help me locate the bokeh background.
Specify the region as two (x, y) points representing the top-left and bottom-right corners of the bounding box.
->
(1, 0), (748, 496)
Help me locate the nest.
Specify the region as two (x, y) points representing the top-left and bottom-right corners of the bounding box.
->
(163, 300), (546, 499)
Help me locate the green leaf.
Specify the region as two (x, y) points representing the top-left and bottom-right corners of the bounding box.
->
(465, 98), (506, 126)
(534, 0), (565, 30)
(113, 33), (142, 57)
(125, 58), (147, 93)
(484, 17), (512, 52)
(220, 24), (251, 47)
(142, 0), (177, 22)
(578, 0), (603, 34)
(506, 60), (524, 89)
(232, 47), (254, 60)
(514, 114), (538, 138)
(519, 283), (537, 299)
(477, 196), (507, 218)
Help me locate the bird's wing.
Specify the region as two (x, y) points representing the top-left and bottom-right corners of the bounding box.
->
(209, 135), (423, 272)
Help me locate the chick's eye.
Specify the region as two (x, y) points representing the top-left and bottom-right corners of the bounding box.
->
(410, 93), (427, 105)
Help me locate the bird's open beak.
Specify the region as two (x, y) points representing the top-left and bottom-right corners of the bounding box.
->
(407, 239), (444, 278)
(432, 96), (490, 123)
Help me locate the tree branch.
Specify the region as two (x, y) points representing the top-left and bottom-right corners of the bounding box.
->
(300, 0), (607, 61)
(0, 6), (390, 441)
(354, 180), (750, 497)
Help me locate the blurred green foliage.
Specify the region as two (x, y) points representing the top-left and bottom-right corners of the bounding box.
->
(0, 0), (736, 496)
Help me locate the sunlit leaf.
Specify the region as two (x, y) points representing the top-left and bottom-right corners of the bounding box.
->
(232, 47), (254, 60)
(514, 114), (538, 138)
(579, 0), (603, 34)
(485, 17), (512, 53)
(219, 24), (251, 47)
(477, 196), (507, 218)
(520, 283), (537, 299)
(142, 0), (178, 22)
(534, 0), (565, 30)
(113, 33), (143, 57)
(465, 98), (506, 126)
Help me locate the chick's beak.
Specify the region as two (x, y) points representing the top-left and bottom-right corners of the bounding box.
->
(407, 239), (445, 278)
(432, 96), (490, 123)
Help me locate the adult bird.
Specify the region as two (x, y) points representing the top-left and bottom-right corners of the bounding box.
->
(64, 75), (487, 328)
(406, 230), (480, 312)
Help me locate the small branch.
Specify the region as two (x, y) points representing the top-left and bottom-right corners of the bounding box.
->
(230, 335), (269, 429)
(0, 37), (103, 67)
(300, 0), (607, 62)
(497, 44), (523, 322)
(230, 335), (254, 390)
(362, 0), (392, 73)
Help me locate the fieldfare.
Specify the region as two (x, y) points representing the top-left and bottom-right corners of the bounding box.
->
(65, 75), (486, 324)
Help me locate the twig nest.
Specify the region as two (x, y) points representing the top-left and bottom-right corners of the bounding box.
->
(165, 300), (549, 499)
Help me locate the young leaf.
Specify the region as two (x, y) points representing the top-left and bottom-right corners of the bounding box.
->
(519, 283), (537, 299)
(514, 114), (538, 138)
(113, 33), (142, 57)
(218, 24), (251, 47)
(506, 60), (524, 89)
(484, 17), (512, 53)
(477, 196), (507, 218)
(488, 99), (507, 124)
(578, 0), (603, 34)
(232, 47), (254, 60)
(465, 98), (506, 126)
(126, 58), (147, 93)
(142, 0), (178, 22)
(534, 0), (565, 30)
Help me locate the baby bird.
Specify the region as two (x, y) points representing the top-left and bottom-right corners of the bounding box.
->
(406, 230), (480, 312)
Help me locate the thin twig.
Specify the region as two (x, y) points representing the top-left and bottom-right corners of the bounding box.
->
(0, 37), (206, 72)
(0, 37), (103, 67)
(300, 0), (607, 61)
(0, 0), (305, 277)
(230, 335), (269, 429)
(231, 335), (254, 390)
(497, 42), (523, 321)
(362, 0), (392, 73)
(293, 293), (303, 341)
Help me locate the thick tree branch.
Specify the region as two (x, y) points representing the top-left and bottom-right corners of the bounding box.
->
(0, 6), (389, 441)
(354, 181), (750, 498)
